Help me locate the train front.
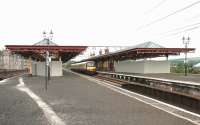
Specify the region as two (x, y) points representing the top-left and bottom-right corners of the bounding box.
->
(86, 61), (96, 75)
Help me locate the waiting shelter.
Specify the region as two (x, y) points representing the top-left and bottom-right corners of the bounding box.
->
(6, 39), (87, 76)
(81, 42), (195, 74)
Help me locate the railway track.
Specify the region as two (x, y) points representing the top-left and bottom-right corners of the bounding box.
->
(0, 69), (28, 80)
(93, 73), (200, 114)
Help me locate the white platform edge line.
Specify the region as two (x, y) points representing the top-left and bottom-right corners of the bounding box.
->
(17, 77), (66, 125)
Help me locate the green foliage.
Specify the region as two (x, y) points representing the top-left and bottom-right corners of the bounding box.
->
(175, 63), (184, 73)
(170, 57), (200, 74)
(170, 63), (200, 74)
(170, 57), (200, 66)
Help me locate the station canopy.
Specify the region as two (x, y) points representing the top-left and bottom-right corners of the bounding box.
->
(82, 42), (195, 61)
(5, 39), (87, 62)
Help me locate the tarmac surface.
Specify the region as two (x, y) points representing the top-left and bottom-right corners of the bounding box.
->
(0, 77), (48, 125)
(19, 70), (195, 125)
(0, 70), (198, 125)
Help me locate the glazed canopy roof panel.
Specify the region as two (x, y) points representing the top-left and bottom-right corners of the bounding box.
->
(82, 42), (195, 61)
(5, 45), (87, 62)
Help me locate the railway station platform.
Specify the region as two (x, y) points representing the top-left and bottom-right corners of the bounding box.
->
(116, 72), (200, 84)
(12, 70), (199, 125)
(97, 71), (200, 85)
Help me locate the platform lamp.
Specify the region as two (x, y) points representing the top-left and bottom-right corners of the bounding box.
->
(48, 30), (53, 81)
(43, 31), (48, 90)
(43, 30), (53, 90)
(182, 36), (190, 76)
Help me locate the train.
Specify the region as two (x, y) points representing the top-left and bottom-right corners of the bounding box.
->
(70, 61), (97, 75)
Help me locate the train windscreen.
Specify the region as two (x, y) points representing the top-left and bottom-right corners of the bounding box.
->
(87, 62), (95, 67)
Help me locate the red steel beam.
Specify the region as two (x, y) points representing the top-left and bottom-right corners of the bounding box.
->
(5, 45), (87, 53)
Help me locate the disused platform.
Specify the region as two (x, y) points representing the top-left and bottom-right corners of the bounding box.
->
(110, 72), (200, 84)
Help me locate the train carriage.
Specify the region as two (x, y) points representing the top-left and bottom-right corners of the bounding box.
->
(70, 61), (96, 75)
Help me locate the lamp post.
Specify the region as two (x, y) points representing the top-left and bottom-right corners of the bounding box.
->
(182, 36), (190, 76)
(43, 30), (53, 90)
(48, 30), (53, 80)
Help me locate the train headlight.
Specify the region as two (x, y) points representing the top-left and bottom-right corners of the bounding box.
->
(87, 67), (96, 71)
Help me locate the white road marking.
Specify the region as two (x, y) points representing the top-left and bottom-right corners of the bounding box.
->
(70, 71), (200, 125)
(0, 79), (8, 85)
(17, 77), (66, 125)
(0, 74), (25, 85)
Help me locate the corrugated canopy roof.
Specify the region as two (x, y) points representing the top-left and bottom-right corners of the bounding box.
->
(81, 42), (195, 61)
(5, 44), (87, 62)
(34, 38), (58, 46)
(132, 41), (165, 48)
(115, 41), (165, 53)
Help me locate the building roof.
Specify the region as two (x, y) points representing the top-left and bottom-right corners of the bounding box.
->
(193, 63), (200, 68)
(113, 41), (165, 53)
(5, 38), (88, 62)
(34, 38), (58, 46)
(81, 42), (195, 61)
(128, 41), (165, 48)
(5, 45), (87, 62)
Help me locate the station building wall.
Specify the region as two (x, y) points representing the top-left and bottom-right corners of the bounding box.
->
(32, 61), (63, 76)
(50, 61), (63, 76)
(114, 60), (170, 74)
(144, 61), (170, 73)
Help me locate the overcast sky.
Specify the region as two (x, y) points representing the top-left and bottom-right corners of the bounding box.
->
(0, 0), (200, 59)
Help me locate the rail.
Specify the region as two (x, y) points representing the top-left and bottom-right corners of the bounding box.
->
(0, 69), (28, 80)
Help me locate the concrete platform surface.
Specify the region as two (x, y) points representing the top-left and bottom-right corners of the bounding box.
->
(21, 70), (196, 125)
(0, 77), (48, 125)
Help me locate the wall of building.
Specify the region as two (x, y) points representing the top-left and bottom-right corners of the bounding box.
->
(50, 61), (63, 76)
(114, 60), (170, 74)
(31, 61), (37, 76)
(32, 61), (63, 76)
(0, 50), (26, 70)
(115, 60), (145, 73)
(33, 62), (45, 76)
(144, 61), (170, 73)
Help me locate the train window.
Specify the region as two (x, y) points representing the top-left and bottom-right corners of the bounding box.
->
(87, 62), (95, 67)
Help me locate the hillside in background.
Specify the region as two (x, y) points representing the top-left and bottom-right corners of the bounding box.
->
(169, 57), (200, 65)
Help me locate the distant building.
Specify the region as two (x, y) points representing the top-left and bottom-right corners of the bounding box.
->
(0, 49), (26, 70)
